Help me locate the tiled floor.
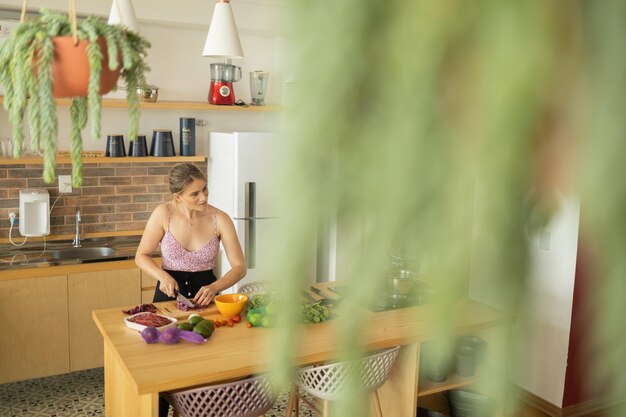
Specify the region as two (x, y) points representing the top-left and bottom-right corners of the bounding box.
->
(0, 368), (315, 417)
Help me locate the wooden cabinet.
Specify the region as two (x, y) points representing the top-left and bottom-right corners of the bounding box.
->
(0, 260), (145, 383)
(0, 275), (69, 384)
(68, 268), (141, 371)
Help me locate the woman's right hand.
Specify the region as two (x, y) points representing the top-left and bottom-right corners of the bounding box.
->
(159, 273), (179, 298)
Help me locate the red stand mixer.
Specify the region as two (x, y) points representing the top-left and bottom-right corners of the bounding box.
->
(208, 63), (242, 105)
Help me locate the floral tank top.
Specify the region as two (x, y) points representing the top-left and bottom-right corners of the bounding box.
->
(160, 204), (220, 272)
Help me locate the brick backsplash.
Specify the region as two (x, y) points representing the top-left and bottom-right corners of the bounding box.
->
(0, 161), (206, 237)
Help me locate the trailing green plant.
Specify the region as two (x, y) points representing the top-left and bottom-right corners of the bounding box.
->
(0, 8), (150, 187)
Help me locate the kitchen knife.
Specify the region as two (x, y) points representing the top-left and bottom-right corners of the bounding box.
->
(175, 290), (195, 308)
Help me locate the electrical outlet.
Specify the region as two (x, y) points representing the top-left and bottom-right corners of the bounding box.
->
(59, 175), (72, 193)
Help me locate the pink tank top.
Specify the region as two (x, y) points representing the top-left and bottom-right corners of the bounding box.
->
(160, 204), (220, 272)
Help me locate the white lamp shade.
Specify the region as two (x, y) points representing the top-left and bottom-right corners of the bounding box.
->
(202, 2), (244, 58)
(108, 0), (139, 33)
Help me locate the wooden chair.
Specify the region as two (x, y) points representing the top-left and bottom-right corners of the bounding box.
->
(164, 374), (275, 417)
(286, 346), (401, 417)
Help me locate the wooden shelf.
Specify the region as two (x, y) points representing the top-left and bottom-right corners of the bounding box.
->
(0, 155), (206, 165)
(0, 97), (281, 112)
(417, 373), (477, 397)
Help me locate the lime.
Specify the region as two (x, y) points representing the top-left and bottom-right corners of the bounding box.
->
(177, 322), (194, 331)
(247, 312), (263, 327)
(193, 323), (213, 338)
(188, 316), (204, 326)
(200, 319), (215, 332)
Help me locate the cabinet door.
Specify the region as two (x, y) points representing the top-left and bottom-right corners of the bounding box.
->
(68, 268), (140, 371)
(0, 275), (69, 383)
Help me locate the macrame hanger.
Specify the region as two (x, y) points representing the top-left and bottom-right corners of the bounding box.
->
(68, 0), (78, 45)
(19, 0), (27, 23)
(20, 0), (79, 45)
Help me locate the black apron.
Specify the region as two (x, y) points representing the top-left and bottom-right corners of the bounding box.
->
(153, 269), (217, 302)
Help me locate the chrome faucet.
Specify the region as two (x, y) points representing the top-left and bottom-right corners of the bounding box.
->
(72, 206), (82, 247)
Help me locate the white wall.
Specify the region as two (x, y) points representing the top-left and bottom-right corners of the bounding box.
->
(469, 193), (580, 406)
(513, 196), (579, 406)
(0, 0), (286, 155)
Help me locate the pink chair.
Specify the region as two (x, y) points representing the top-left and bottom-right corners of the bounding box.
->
(164, 374), (275, 417)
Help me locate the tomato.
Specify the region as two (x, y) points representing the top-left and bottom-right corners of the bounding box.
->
(232, 315), (241, 323)
(227, 319), (234, 327)
(246, 322), (252, 328)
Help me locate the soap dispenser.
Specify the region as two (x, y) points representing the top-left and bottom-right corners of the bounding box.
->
(19, 189), (50, 237)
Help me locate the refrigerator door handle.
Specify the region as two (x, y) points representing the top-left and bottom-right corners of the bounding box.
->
(244, 182), (256, 268)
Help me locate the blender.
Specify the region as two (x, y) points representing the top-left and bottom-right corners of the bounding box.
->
(208, 63), (242, 105)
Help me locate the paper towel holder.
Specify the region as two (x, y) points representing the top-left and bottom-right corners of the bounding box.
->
(19, 189), (50, 237)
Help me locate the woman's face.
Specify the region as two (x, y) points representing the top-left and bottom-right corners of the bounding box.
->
(177, 178), (208, 211)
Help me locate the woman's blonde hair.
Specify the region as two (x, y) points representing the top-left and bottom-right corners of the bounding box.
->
(168, 163), (207, 195)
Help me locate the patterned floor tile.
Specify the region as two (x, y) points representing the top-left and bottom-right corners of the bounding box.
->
(1, 384), (11, 416)
(0, 368), (320, 417)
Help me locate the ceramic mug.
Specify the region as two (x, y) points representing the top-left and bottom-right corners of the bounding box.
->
(105, 134), (126, 157)
(129, 135), (148, 157)
(150, 129), (175, 157)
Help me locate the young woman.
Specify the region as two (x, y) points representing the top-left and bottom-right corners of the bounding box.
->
(135, 163), (246, 307)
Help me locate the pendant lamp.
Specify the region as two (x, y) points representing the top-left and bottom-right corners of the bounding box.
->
(202, 0), (244, 62)
(108, 0), (139, 33)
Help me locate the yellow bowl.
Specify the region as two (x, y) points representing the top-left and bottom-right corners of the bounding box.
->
(214, 293), (248, 318)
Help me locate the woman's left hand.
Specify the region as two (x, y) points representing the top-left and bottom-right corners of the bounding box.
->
(193, 285), (216, 307)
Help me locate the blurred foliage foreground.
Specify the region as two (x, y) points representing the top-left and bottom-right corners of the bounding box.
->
(266, 1), (625, 416)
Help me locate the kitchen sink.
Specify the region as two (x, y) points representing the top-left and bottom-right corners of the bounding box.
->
(47, 247), (117, 260)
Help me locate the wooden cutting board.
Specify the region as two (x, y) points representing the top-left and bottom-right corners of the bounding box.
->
(156, 301), (220, 319)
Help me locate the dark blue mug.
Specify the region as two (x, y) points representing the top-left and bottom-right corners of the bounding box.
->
(150, 130), (175, 157)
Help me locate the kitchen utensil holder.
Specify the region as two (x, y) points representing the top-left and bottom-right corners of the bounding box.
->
(105, 134), (126, 157)
(128, 134), (148, 157)
(150, 129), (175, 157)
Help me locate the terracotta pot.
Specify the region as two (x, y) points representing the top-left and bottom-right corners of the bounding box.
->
(51, 36), (121, 98)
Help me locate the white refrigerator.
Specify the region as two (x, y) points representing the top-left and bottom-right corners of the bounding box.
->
(208, 131), (308, 291)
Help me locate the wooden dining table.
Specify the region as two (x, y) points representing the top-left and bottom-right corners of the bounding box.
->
(92, 281), (512, 417)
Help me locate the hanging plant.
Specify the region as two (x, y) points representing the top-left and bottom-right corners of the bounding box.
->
(0, 4), (150, 187)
